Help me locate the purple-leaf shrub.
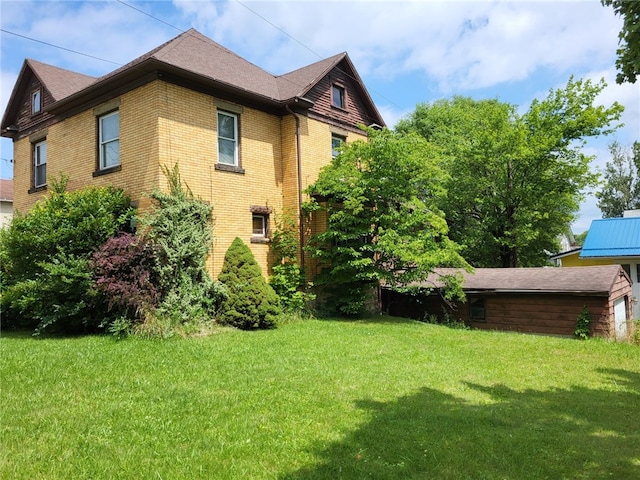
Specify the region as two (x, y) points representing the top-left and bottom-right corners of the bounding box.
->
(91, 233), (159, 317)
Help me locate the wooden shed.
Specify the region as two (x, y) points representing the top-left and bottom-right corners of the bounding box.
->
(382, 266), (632, 339)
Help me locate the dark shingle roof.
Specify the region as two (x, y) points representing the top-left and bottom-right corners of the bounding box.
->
(99, 29), (283, 100)
(27, 59), (96, 101)
(422, 265), (628, 295)
(3, 29), (385, 132)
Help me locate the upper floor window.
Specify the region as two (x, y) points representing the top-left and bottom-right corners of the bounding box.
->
(332, 134), (345, 158)
(34, 140), (47, 188)
(218, 111), (238, 166)
(32, 90), (41, 114)
(99, 111), (120, 169)
(332, 84), (345, 109)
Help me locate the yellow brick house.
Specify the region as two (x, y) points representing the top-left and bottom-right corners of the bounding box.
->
(1, 29), (385, 279)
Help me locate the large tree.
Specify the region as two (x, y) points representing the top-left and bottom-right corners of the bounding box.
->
(396, 77), (623, 267)
(305, 129), (468, 315)
(602, 0), (640, 84)
(596, 141), (640, 217)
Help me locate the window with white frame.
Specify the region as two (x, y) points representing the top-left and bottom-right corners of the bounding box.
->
(253, 214), (267, 237)
(332, 134), (345, 158)
(32, 90), (41, 114)
(218, 111), (238, 166)
(34, 140), (47, 188)
(250, 205), (271, 242)
(99, 111), (120, 169)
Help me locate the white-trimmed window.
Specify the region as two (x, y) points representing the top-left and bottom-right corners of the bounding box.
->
(32, 90), (41, 114)
(34, 140), (47, 188)
(332, 134), (345, 158)
(332, 84), (345, 109)
(218, 111), (238, 166)
(253, 214), (267, 237)
(99, 111), (120, 169)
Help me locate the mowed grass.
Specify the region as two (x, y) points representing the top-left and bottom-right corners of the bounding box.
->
(1, 317), (639, 479)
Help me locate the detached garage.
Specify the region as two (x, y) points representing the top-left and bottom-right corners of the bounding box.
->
(382, 265), (632, 339)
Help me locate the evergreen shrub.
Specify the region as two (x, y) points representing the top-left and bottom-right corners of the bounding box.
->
(218, 237), (281, 329)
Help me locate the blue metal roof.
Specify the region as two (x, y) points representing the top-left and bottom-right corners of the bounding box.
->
(580, 217), (640, 258)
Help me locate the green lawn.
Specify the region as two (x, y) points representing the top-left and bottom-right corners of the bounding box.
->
(2, 317), (639, 479)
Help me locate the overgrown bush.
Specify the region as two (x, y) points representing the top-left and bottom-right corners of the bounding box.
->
(137, 164), (225, 333)
(575, 306), (591, 340)
(218, 237), (281, 329)
(0, 176), (133, 333)
(269, 211), (315, 312)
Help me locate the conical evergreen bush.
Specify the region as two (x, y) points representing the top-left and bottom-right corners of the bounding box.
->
(218, 237), (281, 329)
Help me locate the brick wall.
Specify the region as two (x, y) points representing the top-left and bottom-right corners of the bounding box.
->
(12, 79), (366, 280)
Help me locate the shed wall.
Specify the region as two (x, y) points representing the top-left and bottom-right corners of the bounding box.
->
(382, 288), (630, 339)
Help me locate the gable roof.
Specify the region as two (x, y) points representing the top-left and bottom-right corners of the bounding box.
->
(2, 29), (384, 130)
(419, 265), (629, 296)
(1, 59), (96, 130)
(580, 217), (640, 258)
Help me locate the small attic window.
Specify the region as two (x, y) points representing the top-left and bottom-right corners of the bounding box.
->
(32, 90), (41, 114)
(332, 84), (345, 109)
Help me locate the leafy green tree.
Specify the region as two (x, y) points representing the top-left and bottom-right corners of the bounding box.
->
(0, 176), (134, 333)
(218, 237), (281, 329)
(574, 230), (589, 247)
(305, 128), (467, 316)
(596, 141), (640, 217)
(601, 0), (640, 83)
(396, 77), (623, 267)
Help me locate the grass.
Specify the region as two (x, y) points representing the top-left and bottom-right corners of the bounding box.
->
(1, 317), (639, 479)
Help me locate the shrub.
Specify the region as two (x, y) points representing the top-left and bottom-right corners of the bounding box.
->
(91, 233), (160, 322)
(269, 211), (315, 312)
(0, 176), (133, 333)
(575, 305), (591, 340)
(136, 164), (225, 334)
(218, 237), (281, 329)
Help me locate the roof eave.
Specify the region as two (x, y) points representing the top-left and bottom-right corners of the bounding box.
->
(1, 60), (31, 134)
(46, 58), (296, 117)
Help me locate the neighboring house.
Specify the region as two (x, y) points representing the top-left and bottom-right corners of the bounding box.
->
(550, 214), (640, 319)
(382, 266), (632, 339)
(1, 29), (385, 278)
(0, 178), (13, 227)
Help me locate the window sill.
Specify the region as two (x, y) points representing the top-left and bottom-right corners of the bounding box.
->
(215, 163), (245, 174)
(331, 105), (348, 113)
(93, 164), (122, 177)
(250, 236), (271, 244)
(28, 185), (47, 194)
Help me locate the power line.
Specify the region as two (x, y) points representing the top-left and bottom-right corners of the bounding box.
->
(115, 0), (183, 32)
(233, 0), (405, 115)
(0, 29), (122, 66)
(235, 0), (322, 60)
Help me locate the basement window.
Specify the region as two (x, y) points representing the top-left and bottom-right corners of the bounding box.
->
(250, 205), (271, 243)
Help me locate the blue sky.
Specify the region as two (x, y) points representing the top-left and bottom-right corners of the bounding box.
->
(1, 0), (638, 233)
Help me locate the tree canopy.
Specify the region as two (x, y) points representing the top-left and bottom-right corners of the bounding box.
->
(596, 141), (640, 217)
(396, 77), (623, 267)
(305, 128), (467, 315)
(601, 0), (640, 84)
